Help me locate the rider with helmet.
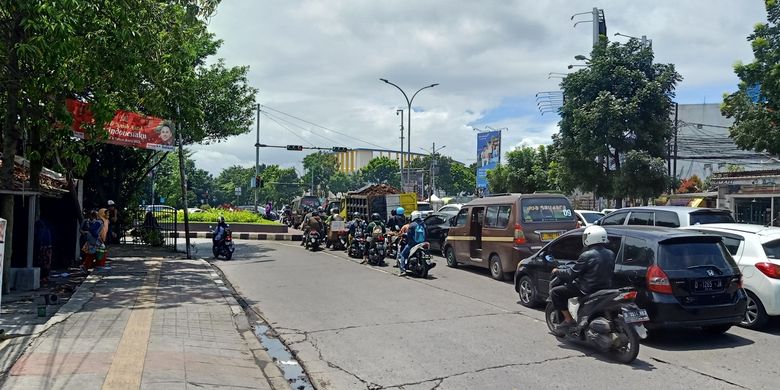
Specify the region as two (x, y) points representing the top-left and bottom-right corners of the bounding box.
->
(361, 212), (387, 265)
(388, 207), (406, 232)
(550, 225), (616, 329)
(347, 212), (366, 250)
(324, 208), (343, 248)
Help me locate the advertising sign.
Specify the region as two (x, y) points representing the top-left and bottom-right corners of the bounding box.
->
(66, 98), (175, 152)
(476, 131), (502, 189)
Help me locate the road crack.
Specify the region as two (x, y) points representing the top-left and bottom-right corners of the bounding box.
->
(650, 357), (749, 389)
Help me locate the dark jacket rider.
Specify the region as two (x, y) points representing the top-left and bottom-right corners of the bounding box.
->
(549, 225), (615, 328)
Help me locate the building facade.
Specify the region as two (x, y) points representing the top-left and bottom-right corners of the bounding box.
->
(334, 148), (425, 174)
(712, 169), (780, 226)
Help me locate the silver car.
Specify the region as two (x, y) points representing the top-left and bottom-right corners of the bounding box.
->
(596, 206), (734, 228)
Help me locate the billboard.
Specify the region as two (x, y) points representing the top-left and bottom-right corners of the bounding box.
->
(66, 98), (175, 152)
(476, 130), (501, 189)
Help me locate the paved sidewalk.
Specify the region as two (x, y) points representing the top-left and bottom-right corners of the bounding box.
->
(0, 246), (287, 390)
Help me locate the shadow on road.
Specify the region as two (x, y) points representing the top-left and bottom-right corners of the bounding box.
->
(450, 264), (515, 285)
(553, 339), (657, 371)
(642, 328), (754, 351)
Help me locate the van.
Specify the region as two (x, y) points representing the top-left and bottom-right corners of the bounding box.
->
(442, 193), (577, 280)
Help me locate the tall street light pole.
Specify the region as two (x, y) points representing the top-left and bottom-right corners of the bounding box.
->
(380, 79), (439, 188)
(254, 103), (261, 214)
(396, 109), (404, 183)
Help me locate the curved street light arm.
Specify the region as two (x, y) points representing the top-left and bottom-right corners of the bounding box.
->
(409, 83), (439, 106)
(380, 78), (411, 106)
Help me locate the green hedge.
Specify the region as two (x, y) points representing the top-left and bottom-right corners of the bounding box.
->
(177, 209), (280, 224)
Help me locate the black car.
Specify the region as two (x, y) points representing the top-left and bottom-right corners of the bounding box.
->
(423, 213), (452, 253)
(514, 226), (747, 333)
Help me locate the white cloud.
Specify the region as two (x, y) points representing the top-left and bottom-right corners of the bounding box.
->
(193, 0), (766, 175)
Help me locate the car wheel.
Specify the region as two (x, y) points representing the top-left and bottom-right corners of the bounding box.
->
(741, 290), (770, 329)
(701, 324), (732, 335)
(489, 254), (505, 281)
(517, 275), (539, 308)
(445, 247), (458, 268)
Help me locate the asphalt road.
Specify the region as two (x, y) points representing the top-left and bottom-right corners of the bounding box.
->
(197, 239), (779, 390)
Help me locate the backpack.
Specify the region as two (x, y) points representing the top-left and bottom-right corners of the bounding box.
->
(370, 222), (384, 238)
(413, 222), (426, 243)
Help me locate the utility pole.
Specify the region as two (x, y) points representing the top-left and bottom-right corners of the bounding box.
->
(254, 103), (260, 213)
(673, 102), (679, 193)
(572, 8), (606, 47)
(422, 143), (445, 198)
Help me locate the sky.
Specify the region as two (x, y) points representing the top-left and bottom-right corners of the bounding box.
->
(189, 0), (767, 176)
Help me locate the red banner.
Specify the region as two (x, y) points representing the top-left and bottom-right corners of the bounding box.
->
(66, 99), (175, 152)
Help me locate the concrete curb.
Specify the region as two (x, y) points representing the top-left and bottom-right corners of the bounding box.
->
(198, 259), (290, 390)
(170, 232), (302, 241)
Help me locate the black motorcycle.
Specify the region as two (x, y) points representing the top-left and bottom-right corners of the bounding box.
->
(543, 255), (648, 364)
(348, 231), (367, 259)
(211, 226), (235, 260)
(305, 229), (322, 252)
(366, 234), (387, 266)
(386, 232), (403, 260)
(404, 241), (435, 278)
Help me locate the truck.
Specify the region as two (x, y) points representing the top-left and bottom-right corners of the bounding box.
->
(340, 184), (417, 221)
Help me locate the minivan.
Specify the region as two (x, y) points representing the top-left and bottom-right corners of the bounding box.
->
(514, 226), (747, 333)
(443, 193), (577, 280)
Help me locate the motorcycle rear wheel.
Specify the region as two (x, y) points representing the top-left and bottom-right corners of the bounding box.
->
(545, 302), (565, 338)
(225, 251), (233, 260)
(609, 318), (640, 364)
(213, 246), (220, 259)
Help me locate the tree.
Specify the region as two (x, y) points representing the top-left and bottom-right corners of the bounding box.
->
(361, 157), (400, 187)
(614, 151), (669, 203)
(258, 165), (300, 206)
(329, 171), (364, 194)
(723, 1), (780, 157)
(486, 145), (558, 194)
(556, 38), (680, 206)
(677, 174), (704, 194)
(448, 162), (476, 195)
(215, 165), (257, 205)
(302, 152), (339, 196)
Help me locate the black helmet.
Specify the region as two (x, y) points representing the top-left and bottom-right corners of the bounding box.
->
(331, 208), (339, 214)
(390, 209), (397, 216)
(371, 212), (381, 221)
(312, 210), (320, 217)
(353, 212), (361, 219)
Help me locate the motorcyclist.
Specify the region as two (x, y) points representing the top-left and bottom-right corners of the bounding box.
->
(550, 225), (615, 329)
(348, 212), (366, 252)
(398, 211), (425, 276)
(325, 208), (343, 248)
(214, 216), (229, 249)
(300, 206), (314, 246)
(306, 210), (324, 246)
(362, 212), (387, 265)
(388, 207), (406, 232)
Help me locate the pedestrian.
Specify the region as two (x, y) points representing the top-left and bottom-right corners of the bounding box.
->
(107, 200), (119, 244)
(80, 210), (103, 272)
(34, 219), (53, 284)
(96, 208), (110, 268)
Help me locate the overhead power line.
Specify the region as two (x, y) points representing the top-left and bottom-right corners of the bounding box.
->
(261, 105), (387, 150)
(261, 112), (316, 147)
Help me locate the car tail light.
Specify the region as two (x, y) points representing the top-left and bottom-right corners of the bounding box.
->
(755, 262), (780, 279)
(514, 223), (527, 245)
(646, 265), (673, 294)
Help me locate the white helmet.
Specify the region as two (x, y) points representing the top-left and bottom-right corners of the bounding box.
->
(107, 200), (115, 206)
(582, 225), (608, 247)
(411, 211), (422, 220)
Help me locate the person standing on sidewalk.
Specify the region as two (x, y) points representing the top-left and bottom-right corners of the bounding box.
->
(96, 208), (110, 268)
(80, 210), (103, 272)
(34, 219), (53, 284)
(107, 200), (119, 244)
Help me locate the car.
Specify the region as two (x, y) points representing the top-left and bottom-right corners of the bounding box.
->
(514, 226), (747, 333)
(574, 210), (604, 227)
(187, 207), (204, 213)
(423, 213), (453, 253)
(444, 193), (577, 280)
(681, 223), (780, 329)
(437, 203), (463, 215)
(596, 206), (734, 228)
(417, 202), (434, 218)
(601, 208), (618, 215)
(142, 205), (176, 213)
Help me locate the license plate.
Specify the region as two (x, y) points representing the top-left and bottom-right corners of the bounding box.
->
(541, 232), (560, 241)
(694, 279), (723, 292)
(622, 309), (650, 324)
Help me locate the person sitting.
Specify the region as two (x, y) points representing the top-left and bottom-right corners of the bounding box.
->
(398, 211), (425, 276)
(362, 213), (386, 265)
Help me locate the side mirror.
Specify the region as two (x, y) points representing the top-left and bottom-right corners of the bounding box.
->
(449, 219), (457, 227)
(544, 255), (555, 263)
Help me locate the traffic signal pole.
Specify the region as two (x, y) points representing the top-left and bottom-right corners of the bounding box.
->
(254, 103), (260, 214)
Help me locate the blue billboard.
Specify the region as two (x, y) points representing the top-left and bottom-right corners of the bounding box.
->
(476, 130), (501, 189)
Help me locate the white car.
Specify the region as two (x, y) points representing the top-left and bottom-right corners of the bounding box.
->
(601, 208), (618, 215)
(437, 203), (463, 215)
(574, 210), (604, 227)
(682, 223), (780, 329)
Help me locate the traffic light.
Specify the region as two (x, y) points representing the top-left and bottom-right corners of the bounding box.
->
(332, 147), (349, 153)
(286, 145), (304, 151)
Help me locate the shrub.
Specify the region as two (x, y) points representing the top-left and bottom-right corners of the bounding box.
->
(177, 209), (279, 224)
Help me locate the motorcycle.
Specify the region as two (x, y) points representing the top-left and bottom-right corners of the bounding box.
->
(543, 255), (648, 364)
(330, 230), (349, 250)
(348, 231), (367, 259)
(305, 229), (322, 252)
(366, 234), (387, 266)
(385, 232), (402, 260)
(211, 225), (235, 260)
(404, 242), (435, 278)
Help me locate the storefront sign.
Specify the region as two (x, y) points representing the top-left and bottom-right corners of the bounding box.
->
(66, 99), (175, 152)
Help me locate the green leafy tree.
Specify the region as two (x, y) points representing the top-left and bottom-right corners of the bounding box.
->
(302, 152), (339, 196)
(486, 165), (509, 194)
(215, 165), (257, 205)
(486, 145), (558, 194)
(556, 38), (680, 206)
(259, 165), (300, 206)
(614, 151), (669, 203)
(329, 171), (364, 194)
(361, 156), (400, 187)
(448, 162), (476, 195)
(722, 1), (780, 156)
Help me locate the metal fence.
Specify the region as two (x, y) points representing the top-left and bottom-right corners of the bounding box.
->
(125, 206), (178, 248)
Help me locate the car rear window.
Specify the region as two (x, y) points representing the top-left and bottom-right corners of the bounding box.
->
(689, 211), (735, 225)
(581, 212), (603, 224)
(521, 198), (574, 222)
(658, 241), (736, 271)
(762, 239), (780, 259)
(418, 203), (433, 211)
